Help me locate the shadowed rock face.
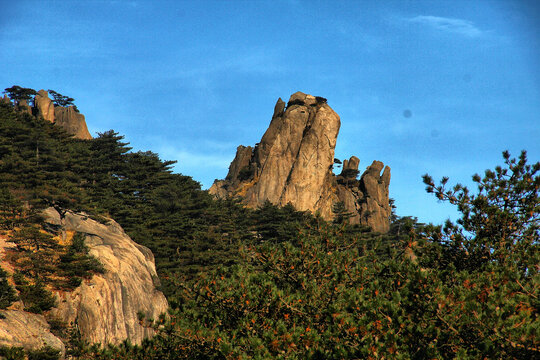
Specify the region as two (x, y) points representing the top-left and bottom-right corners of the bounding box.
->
(0, 208), (168, 353)
(210, 92), (391, 233)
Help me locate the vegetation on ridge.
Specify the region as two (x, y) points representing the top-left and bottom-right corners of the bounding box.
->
(0, 89), (538, 359)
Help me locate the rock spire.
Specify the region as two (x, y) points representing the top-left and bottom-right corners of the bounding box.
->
(210, 91), (392, 233)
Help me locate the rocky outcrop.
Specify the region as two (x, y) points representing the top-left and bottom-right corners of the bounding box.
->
(0, 310), (65, 355)
(43, 208), (168, 345)
(3, 89), (92, 140)
(210, 92), (392, 232)
(34, 89), (55, 122)
(358, 161), (391, 232)
(54, 106), (92, 140)
(0, 209), (168, 353)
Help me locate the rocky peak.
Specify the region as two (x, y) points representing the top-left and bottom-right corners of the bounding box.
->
(210, 92), (392, 232)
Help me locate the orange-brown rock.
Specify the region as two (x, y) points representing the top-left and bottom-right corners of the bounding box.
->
(34, 89), (55, 122)
(210, 92), (392, 232)
(54, 106), (92, 140)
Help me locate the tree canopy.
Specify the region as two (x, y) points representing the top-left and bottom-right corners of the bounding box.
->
(0, 99), (537, 359)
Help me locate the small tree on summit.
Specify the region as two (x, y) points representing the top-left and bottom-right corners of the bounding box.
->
(48, 89), (78, 112)
(3, 86), (37, 104)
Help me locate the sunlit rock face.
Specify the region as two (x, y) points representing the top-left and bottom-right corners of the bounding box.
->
(34, 89), (55, 123)
(44, 208), (169, 345)
(0, 208), (169, 353)
(209, 91), (391, 233)
(0, 310), (65, 355)
(54, 106), (92, 140)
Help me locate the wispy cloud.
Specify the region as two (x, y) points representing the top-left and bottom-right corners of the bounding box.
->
(408, 15), (483, 38)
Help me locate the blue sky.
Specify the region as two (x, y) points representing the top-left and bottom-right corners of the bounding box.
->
(1, 0), (539, 225)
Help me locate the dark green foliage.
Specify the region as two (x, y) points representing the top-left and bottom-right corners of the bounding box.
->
(13, 274), (56, 313)
(3, 86), (37, 103)
(2, 90), (538, 358)
(0, 188), (24, 231)
(315, 96), (327, 104)
(332, 201), (353, 225)
(237, 165), (253, 181)
(287, 98), (305, 107)
(74, 151), (538, 359)
(0, 346), (25, 360)
(0, 345), (61, 360)
(57, 233), (105, 290)
(27, 346), (61, 360)
(422, 150), (539, 272)
(0, 267), (17, 311)
(48, 89), (76, 107)
(341, 168), (359, 179)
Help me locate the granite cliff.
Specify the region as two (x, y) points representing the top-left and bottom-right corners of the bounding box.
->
(210, 91), (391, 233)
(0, 208), (168, 354)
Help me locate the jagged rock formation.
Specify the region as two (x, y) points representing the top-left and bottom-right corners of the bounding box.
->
(0, 208), (168, 352)
(210, 91), (391, 233)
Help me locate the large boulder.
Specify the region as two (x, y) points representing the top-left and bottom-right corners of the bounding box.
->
(54, 106), (92, 140)
(209, 92), (392, 232)
(44, 208), (169, 345)
(0, 208), (168, 353)
(34, 89), (55, 122)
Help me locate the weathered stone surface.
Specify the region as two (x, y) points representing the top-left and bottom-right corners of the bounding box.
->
(210, 92), (392, 232)
(272, 97), (285, 118)
(341, 156), (360, 174)
(34, 89), (55, 122)
(278, 100), (340, 214)
(358, 161), (391, 233)
(226, 146), (253, 184)
(0, 209), (168, 353)
(54, 106), (92, 140)
(0, 310), (65, 354)
(43, 208), (169, 346)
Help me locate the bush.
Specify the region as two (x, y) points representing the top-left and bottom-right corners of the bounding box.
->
(14, 275), (56, 314)
(27, 346), (61, 360)
(0, 267), (17, 310)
